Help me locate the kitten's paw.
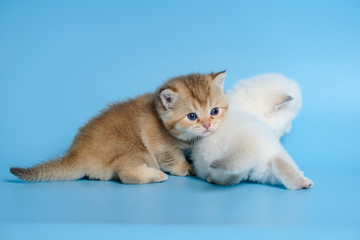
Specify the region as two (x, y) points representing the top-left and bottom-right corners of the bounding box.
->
(152, 171), (169, 183)
(170, 163), (194, 176)
(300, 177), (313, 189)
(286, 176), (313, 190)
(207, 176), (214, 183)
(119, 167), (168, 184)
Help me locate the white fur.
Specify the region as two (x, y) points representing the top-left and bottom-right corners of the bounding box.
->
(191, 74), (313, 190)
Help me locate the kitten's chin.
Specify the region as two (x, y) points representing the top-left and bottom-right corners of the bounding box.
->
(174, 132), (198, 142)
(175, 131), (211, 141)
(173, 127), (216, 141)
(201, 131), (213, 137)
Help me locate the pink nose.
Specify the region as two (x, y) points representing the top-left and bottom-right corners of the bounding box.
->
(203, 122), (211, 130)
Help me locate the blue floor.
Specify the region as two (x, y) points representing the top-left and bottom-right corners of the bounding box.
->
(1, 0), (360, 239)
(1, 163), (360, 239)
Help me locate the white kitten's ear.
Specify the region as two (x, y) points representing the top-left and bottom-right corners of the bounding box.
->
(274, 95), (293, 111)
(160, 88), (178, 110)
(212, 70), (226, 91)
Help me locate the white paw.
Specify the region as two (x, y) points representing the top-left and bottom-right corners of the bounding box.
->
(286, 176), (313, 190)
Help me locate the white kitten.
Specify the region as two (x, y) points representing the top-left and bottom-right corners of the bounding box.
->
(191, 74), (313, 190)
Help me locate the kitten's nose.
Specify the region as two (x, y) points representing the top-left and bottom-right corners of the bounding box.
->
(203, 122), (211, 130)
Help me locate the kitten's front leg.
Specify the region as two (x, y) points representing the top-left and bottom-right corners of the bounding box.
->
(271, 153), (313, 190)
(156, 149), (194, 176)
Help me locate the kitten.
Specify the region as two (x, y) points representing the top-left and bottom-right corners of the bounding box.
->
(10, 71), (228, 184)
(191, 74), (313, 190)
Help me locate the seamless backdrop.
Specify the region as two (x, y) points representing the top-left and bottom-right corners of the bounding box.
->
(1, 0), (359, 169)
(0, 1), (360, 239)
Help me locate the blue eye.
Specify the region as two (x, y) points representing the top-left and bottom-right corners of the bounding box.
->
(187, 113), (197, 121)
(211, 107), (219, 116)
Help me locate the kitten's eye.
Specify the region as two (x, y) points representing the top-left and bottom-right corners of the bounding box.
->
(187, 113), (197, 121)
(211, 107), (219, 116)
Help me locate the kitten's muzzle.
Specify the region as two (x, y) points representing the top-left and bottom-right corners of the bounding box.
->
(202, 121), (211, 130)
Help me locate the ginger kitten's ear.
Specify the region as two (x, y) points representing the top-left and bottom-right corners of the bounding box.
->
(211, 70), (226, 91)
(160, 89), (178, 110)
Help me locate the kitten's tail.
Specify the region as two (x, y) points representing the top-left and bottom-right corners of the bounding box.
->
(10, 153), (85, 182)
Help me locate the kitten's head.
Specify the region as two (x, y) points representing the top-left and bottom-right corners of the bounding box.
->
(155, 71), (228, 141)
(228, 73), (302, 137)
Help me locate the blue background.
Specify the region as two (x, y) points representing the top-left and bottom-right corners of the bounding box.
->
(1, 0), (359, 239)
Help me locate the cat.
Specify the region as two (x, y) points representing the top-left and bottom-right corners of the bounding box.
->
(10, 71), (229, 184)
(191, 73), (313, 190)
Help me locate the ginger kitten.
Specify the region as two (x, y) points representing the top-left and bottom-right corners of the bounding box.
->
(191, 74), (313, 190)
(10, 71), (228, 184)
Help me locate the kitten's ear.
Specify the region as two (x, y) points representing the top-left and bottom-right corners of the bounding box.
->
(274, 95), (293, 111)
(211, 70), (226, 91)
(160, 89), (178, 110)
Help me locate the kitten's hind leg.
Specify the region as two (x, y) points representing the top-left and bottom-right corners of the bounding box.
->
(113, 153), (168, 184)
(271, 154), (313, 190)
(208, 158), (242, 185)
(210, 158), (236, 172)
